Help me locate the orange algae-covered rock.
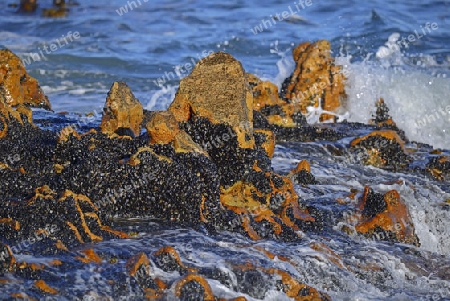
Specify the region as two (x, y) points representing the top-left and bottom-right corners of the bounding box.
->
(355, 187), (419, 246)
(220, 179), (315, 241)
(126, 252), (150, 278)
(251, 78), (304, 127)
(288, 159), (317, 185)
(100, 81), (143, 138)
(75, 248), (102, 264)
(228, 263), (331, 300)
(266, 268), (331, 301)
(253, 81), (284, 110)
(146, 110), (206, 155)
(350, 130), (410, 169)
(154, 246), (192, 274)
(369, 97), (397, 127)
(34, 280), (58, 295)
(125, 252), (167, 298)
(426, 155), (450, 181)
(146, 111), (180, 144)
(254, 129), (275, 159)
(19, 0), (38, 12)
(0, 49), (50, 109)
(281, 40), (346, 122)
(174, 274), (215, 301)
(169, 52), (254, 149)
(1, 186), (127, 251)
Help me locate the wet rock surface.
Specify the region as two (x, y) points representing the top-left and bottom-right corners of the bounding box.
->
(354, 187), (420, 246)
(0, 44), (449, 299)
(279, 40), (346, 122)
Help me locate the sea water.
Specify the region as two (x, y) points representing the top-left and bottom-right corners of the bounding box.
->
(0, 0), (450, 300)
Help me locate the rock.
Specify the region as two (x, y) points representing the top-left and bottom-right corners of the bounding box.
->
(146, 111), (206, 155)
(350, 130), (411, 170)
(100, 81), (143, 138)
(229, 263), (331, 300)
(174, 274), (215, 301)
(426, 155), (450, 181)
(19, 0), (37, 12)
(266, 268), (331, 301)
(254, 129), (275, 159)
(126, 252), (164, 296)
(246, 73), (261, 88)
(0, 186), (128, 252)
(154, 246), (190, 274)
(288, 159), (318, 185)
(280, 40), (346, 122)
(0, 101), (33, 139)
(76, 248), (102, 264)
(252, 80), (304, 127)
(169, 52), (254, 149)
(0, 243), (16, 275)
(146, 111), (180, 144)
(369, 97), (407, 141)
(369, 98), (396, 127)
(34, 279), (58, 295)
(355, 187), (419, 246)
(0, 49), (51, 109)
(42, 8), (67, 18)
(165, 51), (318, 240)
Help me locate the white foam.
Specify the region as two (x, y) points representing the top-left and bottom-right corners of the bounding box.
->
(372, 181), (450, 255)
(343, 59), (450, 149)
(144, 84), (178, 111)
(267, 35), (450, 150)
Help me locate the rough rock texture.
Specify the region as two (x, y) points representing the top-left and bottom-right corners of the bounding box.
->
(170, 53), (319, 240)
(169, 52), (254, 149)
(0, 46), (432, 299)
(0, 49), (50, 109)
(369, 97), (408, 141)
(1, 185), (128, 252)
(369, 98), (396, 127)
(288, 159), (318, 185)
(354, 187), (419, 246)
(251, 79), (305, 127)
(426, 155), (450, 181)
(350, 130), (411, 170)
(1, 51), (323, 247)
(115, 247), (332, 301)
(100, 81), (143, 138)
(280, 40), (347, 121)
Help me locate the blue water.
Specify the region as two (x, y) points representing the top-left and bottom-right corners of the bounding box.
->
(1, 1), (450, 300)
(2, 0), (450, 148)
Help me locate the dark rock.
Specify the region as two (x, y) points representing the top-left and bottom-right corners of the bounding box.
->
(350, 130), (411, 170)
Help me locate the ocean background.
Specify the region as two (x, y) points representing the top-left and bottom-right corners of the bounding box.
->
(0, 0), (449, 149)
(1, 1), (450, 300)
